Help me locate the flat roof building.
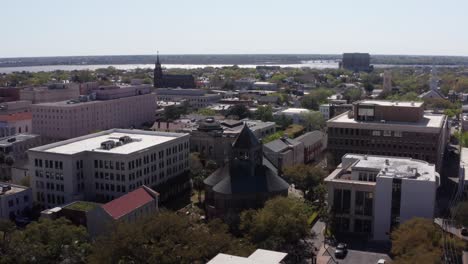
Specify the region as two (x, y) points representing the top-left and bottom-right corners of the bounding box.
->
(341, 53), (372, 72)
(31, 86), (156, 140)
(155, 88), (221, 109)
(327, 100), (449, 171)
(325, 154), (439, 240)
(29, 129), (190, 209)
(0, 182), (32, 220)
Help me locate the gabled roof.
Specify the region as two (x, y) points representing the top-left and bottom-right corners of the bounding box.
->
(295, 131), (325, 146)
(232, 124), (261, 149)
(264, 137), (301, 153)
(101, 186), (158, 220)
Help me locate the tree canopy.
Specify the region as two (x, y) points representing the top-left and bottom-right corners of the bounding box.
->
(89, 211), (254, 264)
(0, 218), (91, 264)
(254, 105), (274, 122)
(391, 218), (464, 264)
(226, 104), (251, 119)
(240, 197), (311, 251)
(282, 164), (326, 201)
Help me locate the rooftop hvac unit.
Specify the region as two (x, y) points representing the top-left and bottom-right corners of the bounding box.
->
(101, 140), (116, 150)
(119, 136), (132, 144)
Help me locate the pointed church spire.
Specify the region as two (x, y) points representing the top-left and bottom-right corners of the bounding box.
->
(156, 51), (160, 65)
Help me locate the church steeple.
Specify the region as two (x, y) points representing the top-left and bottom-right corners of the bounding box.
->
(231, 124), (263, 167)
(154, 51), (163, 88)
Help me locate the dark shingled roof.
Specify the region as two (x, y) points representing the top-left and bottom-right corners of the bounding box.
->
(204, 157), (288, 195)
(232, 124), (261, 149)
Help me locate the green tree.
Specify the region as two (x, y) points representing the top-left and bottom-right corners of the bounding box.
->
(254, 105), (273, 121)
(240, 197), (311, 251)
(391, 218), (464, 264)
(343, 87), (363, 102)
(0, 219), (15, 257)
(274, 114), (293, 129)
(226, 104), (251, 119)
(197, 108), (216, 116)
(300, 88), (333, 110)
(454, 201), (468, 227)
(89, 212), (254, 264)
(300, 111), (325, 131)
(283, 164), (326, 201)
(3, 218), (91, 264)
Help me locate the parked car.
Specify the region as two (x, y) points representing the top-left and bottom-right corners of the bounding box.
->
(377, 259), (386, 264)
(461, 227), (468, 236)
(334, 243), (348, 258)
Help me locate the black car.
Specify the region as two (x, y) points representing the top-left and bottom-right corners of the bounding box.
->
(334, 243), (348, 258)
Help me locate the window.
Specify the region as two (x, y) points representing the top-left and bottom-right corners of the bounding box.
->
(383, 130), (392, 137)
(372, 130), (381, 136)
(394, 131), (402, 137)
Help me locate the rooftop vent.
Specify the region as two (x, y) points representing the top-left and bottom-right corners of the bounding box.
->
(7, 137), (16, 143)
(101, 140), (116, 150)
(0, 184), (12, 194)
(119, 136), (132, 144)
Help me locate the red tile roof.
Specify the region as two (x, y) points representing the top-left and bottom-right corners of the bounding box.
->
(0, 112), (32, 122)
(101, 186), (158, 220)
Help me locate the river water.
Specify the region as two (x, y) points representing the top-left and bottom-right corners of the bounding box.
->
(0, 61), (461, 74)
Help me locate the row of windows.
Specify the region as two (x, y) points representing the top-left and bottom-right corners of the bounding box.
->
(35, 170), (64, 181)
(35, 159), (63, 170)
(329, 138), (436, 151)
(7, 195), (29, 207)
(36, 192), (65, 205)
(95, 182), (127, 193)
(36, 181), (65, 192)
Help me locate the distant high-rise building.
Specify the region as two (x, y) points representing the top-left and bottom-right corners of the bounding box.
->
(153, 53), (196, 88)
(341, 53), (372, 72)
(383, 70), (392, 93)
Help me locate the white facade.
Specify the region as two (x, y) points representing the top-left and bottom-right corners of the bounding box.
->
(155, 88), (221, 109)
(0, 183), (32, 219)
(28, 129), (190, 209)
(319, 104), (331, 120)
(325, 154), (439, 241)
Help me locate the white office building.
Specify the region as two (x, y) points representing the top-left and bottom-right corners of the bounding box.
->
(29, 129), (190, 209)
(324, 154), (440, 241)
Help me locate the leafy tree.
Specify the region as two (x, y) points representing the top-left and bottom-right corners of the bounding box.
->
(240, 197), (311, 251)
(343, 87), (363, 102)
(89, 212), (254, 264)
(301, 88), (333, 110)
(197, 108), (216, 116)
(454, 201), (468, 227)
(262, 131), (285, 144)
(2, 218), (91, 264)
(226, 104), (251, 119)
(274, 114), (293, 129)
(283, 164), (326, 201)
(300, 111), (325, 131)
(0, 219), (15, 256)
(391, 218), (464, 264)
(254, 105), (274, 121)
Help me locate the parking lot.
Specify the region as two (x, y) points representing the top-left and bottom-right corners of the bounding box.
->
(328, 246), (392, 264)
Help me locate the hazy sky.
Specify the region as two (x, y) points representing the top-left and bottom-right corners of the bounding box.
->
(2, 0), (468, 57)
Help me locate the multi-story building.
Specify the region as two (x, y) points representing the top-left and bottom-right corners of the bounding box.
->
(274, 108), (313, 124)
(252, 82), (278, 91)
(31, 86), (156, 140)
(0, 100), (31, 114)
(20, 83), (80, 104)
(325, 154), (439, 240)
(295, 131), (327, 164)
(28, 129), (190, 209)
(341, 53), (372, 72)
(319, 103), (352, 120)
(0, 134), (42, 161)
(327, 100), (449, 171)
(155, 88), (221, 109)
(153, 54), (196, 88)
(263, 137), (304, 170)
(0, 112), (32, 137)
(0, 182), (32, 219)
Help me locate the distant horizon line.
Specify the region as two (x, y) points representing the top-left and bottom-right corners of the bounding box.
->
(1, 53), (468, 59)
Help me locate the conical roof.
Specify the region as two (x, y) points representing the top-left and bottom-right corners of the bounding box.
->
(232, 124), (261, 149)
